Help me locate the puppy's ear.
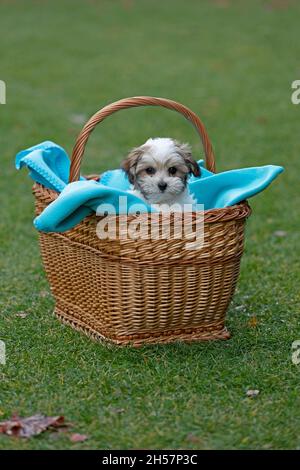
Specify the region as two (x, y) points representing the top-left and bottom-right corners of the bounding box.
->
(175, 141), (201, 177)
(121, 147), (144, 184)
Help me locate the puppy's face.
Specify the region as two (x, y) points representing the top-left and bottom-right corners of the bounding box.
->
(121, 138), (200, 204)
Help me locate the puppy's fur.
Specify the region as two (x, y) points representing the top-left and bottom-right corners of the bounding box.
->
(121, 138), (200, 210)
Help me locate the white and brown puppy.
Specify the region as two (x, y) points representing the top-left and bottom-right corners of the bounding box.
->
(121, 138), (200, 210)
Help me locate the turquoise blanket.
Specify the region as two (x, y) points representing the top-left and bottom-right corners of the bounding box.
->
(16, 141), (284, 232)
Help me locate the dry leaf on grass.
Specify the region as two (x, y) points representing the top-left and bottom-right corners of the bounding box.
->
(248, 316), (258, 328)
(246, 389), (260, 398)
(256, 116), (268, 125)
(186, 433), (202, 444)
(0, 414), (67, 438)
(213, 0), (230, 7)
(273, 230), (287, 237)
(70, 433), (88, 442)
(15, 312), (29, 318)
(39, 290), (50, 298)
(235, 305), (246, 311)
(110, 407), (125, 414)
(265, 0), (292, 10)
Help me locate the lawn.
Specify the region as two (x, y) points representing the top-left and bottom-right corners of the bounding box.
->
(0, 0), (299, 450)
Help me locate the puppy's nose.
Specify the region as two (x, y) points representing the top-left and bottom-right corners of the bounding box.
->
(158, 182), (168, 192)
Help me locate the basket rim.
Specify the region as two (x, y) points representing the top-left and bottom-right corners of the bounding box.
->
(33, 182), (252, 225)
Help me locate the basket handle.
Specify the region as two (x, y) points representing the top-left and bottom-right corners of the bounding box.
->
(69, 96), (216, 182)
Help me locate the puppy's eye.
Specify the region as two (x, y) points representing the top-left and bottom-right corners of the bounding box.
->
(145, 167), (156, 175)
(168, 167), (177, 176)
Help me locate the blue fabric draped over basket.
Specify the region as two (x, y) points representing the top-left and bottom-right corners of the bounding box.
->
(16, 141), (284, 232)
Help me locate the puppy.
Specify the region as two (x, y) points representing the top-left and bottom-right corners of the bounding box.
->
(121, 137), (200, 211)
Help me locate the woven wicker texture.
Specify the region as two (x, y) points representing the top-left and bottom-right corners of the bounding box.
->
(33, 96), (251, 346)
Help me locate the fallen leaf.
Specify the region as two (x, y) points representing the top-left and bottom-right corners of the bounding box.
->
(70, 433), (88, 442)
(256, 116), (268, 125)
(0, 414), (67, 438)
(15, 312), (29, 318)
(213, 0), (230, 7)
(186, 433), (202, 444)
(248, 316), (258, 328)
(262, 443), (273, 449)
(109, 407), (125, 414)
(39, 290), (49, 298)
(235, 305), (245, 311)
(273, 230), (287, 237)
(265, 0), (292, 10)
(246, 389), (260, 398)
(121, 0), (134, 9)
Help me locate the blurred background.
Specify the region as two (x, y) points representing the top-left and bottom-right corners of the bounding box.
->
(1, 0), (298, 174)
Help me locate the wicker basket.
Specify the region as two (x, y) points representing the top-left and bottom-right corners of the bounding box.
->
(33, 96), (251, 346)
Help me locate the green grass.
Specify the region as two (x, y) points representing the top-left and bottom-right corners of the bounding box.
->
(0, 0), (300, 450)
